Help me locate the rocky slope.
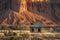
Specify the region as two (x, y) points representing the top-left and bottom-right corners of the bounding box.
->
(0, 9), (57, 26)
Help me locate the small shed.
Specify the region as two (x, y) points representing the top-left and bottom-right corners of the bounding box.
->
(30, 22), (42, 33)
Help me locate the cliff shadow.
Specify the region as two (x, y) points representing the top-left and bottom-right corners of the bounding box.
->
(10, 0), (20, 13)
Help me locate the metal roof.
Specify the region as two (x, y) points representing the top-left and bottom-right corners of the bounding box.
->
(30, 22), (42, 27)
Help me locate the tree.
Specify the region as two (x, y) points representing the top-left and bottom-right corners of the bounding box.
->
(10, 37), (16, 40)
(0, 24), (2, 30)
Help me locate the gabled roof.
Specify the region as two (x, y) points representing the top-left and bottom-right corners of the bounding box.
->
(30, 22), (42, 27)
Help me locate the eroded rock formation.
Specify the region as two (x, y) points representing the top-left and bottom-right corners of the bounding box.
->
(0, 0), (60, 26)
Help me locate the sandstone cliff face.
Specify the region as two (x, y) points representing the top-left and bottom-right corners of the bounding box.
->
(0, 0), (60, 26)
(27, 1), (60, 25)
